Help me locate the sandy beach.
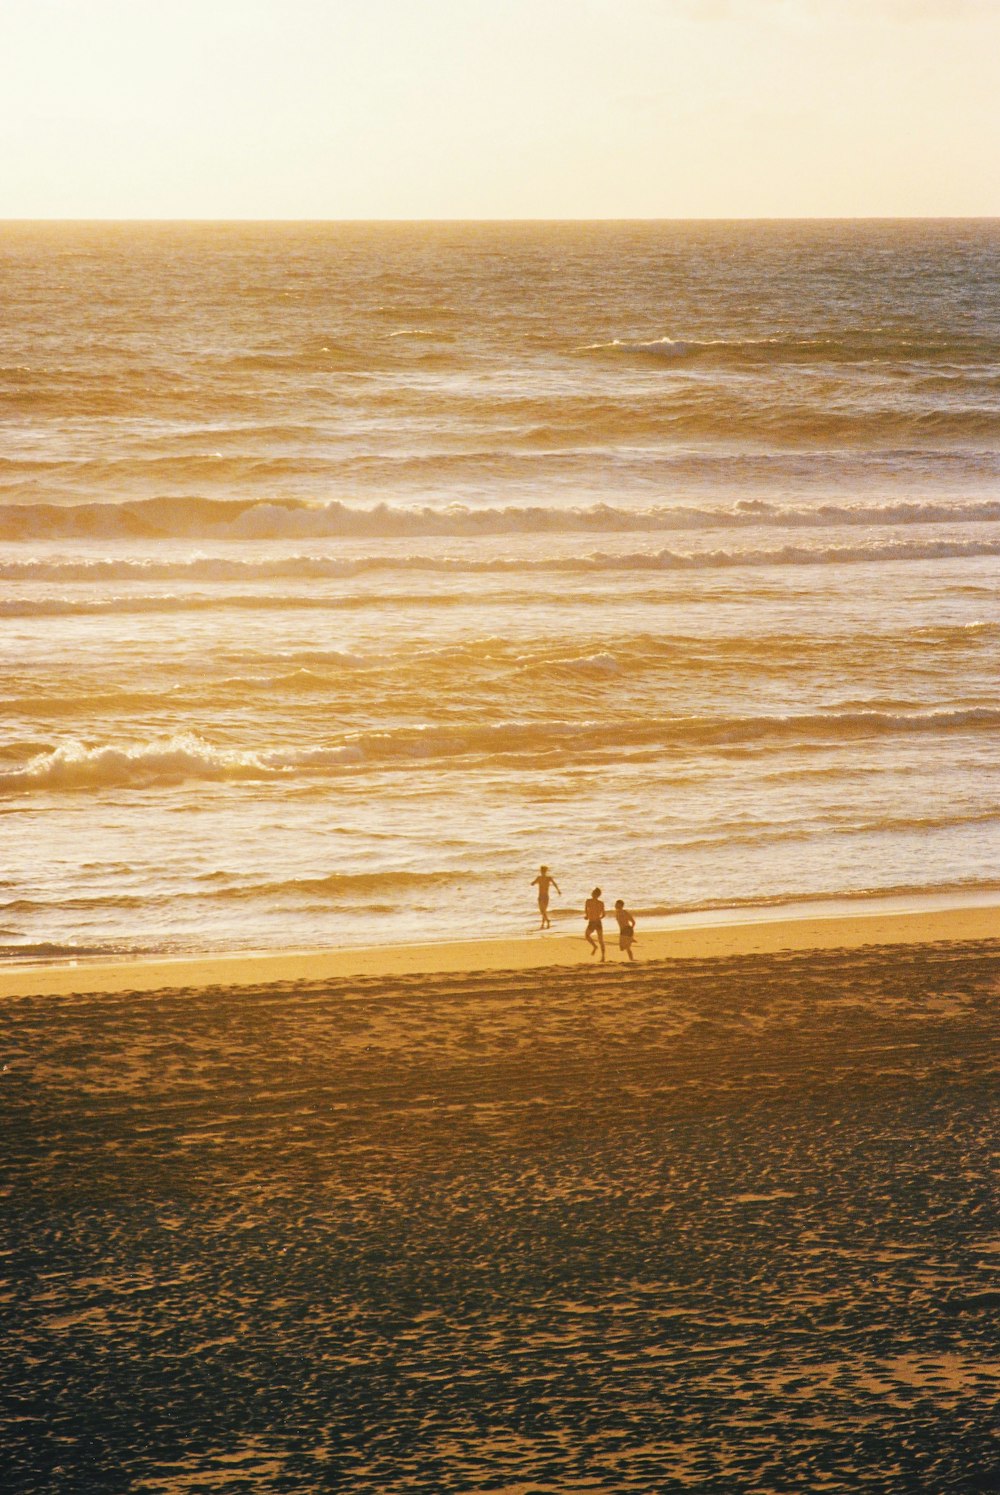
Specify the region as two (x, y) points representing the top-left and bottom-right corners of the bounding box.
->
(2, 897), (997, 1001)
(4, 905), (998, 1492)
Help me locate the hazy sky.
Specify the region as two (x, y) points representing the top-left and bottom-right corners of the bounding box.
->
(3, 0), (998, 218)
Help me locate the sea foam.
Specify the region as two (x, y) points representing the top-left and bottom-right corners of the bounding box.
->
(5, 708), (998, 796)
(2, 495), (1000, 545)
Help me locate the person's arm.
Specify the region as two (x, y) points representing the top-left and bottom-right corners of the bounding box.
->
(553, 881), (561, 895)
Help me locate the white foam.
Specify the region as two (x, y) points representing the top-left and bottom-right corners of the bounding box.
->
(3, 495), (1000, 551)
(5, 706), (998, 797)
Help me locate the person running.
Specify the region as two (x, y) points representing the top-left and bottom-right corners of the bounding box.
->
(614, 899), (637, 961)
(584, 888), (606, 961)
(531, 865), (561, 929)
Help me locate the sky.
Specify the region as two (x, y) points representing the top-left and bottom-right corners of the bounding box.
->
(2, 0), (999, 218)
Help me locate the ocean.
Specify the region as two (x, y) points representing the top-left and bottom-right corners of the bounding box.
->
(2, 219), (998, 961)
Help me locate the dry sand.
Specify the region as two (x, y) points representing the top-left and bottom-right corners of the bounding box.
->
(3, 907), (999, 1491)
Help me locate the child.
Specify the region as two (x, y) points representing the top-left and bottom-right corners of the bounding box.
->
(614, 899), (636, 961)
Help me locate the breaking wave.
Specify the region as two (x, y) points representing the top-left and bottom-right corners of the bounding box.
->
(0, 734), (363, 794)
(5, 708), (998, 795)
(3, 494), (998, 545)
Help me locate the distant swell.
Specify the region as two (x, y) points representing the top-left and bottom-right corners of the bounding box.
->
(575, 331), (1000, 367)
(1, 538), (998, 613)
(4, 709), (997, 794)
(206, 870), (478, 902)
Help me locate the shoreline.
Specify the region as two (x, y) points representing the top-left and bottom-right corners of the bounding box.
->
(2, 894), (997, 999)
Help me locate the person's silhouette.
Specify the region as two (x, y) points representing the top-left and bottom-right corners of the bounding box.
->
(614, 899), (636, 961)
(531, 865), (561, 929)
(584, 888), (606, 960)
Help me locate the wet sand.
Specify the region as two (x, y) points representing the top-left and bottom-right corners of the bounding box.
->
(2, 897), (998, 999)
(3, 926), (999, 1491)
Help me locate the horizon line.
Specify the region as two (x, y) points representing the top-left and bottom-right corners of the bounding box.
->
(2, 214), (999, 226)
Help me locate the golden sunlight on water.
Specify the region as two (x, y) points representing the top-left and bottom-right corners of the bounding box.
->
(3, 217), (999, 1495)
(2, 221), (999, 961)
